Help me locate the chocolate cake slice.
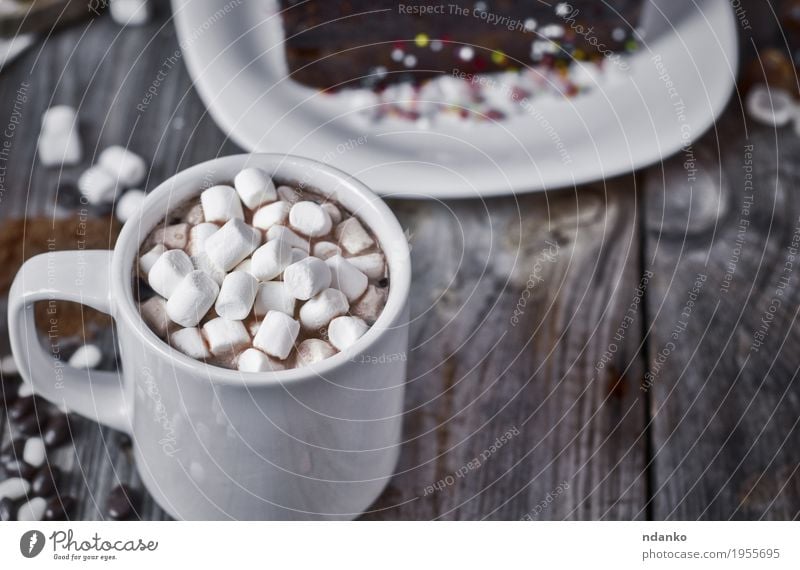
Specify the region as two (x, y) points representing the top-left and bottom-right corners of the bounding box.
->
(278, 0), (642, 91)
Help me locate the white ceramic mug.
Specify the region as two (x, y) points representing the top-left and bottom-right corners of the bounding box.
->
(8, 154), (410, 520)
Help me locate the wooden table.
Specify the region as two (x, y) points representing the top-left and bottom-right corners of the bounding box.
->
(0, 2), (797, 520)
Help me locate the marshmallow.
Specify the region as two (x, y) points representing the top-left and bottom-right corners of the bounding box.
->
(283, 256), (331, 300)
(234, 257), (255, 276)
(335, 217), (374, 254)
(328, 316), (368, 351)
(166, 270), (219, 327)
(299, 288), (349, 330)
(204, 218), (259, 271)
(202, 317), (250, 356)
(277, 185), (300, 203)
(109, 0), (153, 26)
(191, 252), (226, 286)
(38, 106), (82, 167)
(326, 255), (368, 302)
(296, 339), (337, 366)
(252, 200), (290, 230)
(290, 248), (308, 264)
(0, 355), (18, 376)
(23, 437), (46, 468)
(216, 271), (258, 320)
(152, 223), (190, 250)
(351, 284), (388, 324)
(78, 165), (119, 204)
(0, 478), (30, 501)
(17, 497), (47, 522)
(237, 348), (286, 373)
(253, 311), (300, 359)
(148, 249), (193, 298)
(139, 243), (166, 276)
(321, 202), (342, 224)
(746, 85), (794, 126)
(170, 327), (211, 359)
(289, 201), (332, 237)
(251, 238), (293, 281)
(140, 296), (170, 336)
(184, 203), (205, 224)
(68, 344), (102, 369)
(98, 145), (147, 187)
(201, 185), (244, 223)
(267, 225), (310, 252)
(116, 189), (145, 223)
(247, 319), (262, 337)
(346, 252), (386, 279)
(187, 222), (219, 256)
(253, 281), (296, 317)
(18, 382), (33, 398)
(313, 241), (342, 260)
(234, 167), (277, 209)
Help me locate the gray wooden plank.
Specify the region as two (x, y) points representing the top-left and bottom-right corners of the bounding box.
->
(643, 109), (800, 520)
(364, 179), (649, 520)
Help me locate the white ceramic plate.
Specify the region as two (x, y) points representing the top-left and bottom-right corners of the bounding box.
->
(172, 0), (737, 198)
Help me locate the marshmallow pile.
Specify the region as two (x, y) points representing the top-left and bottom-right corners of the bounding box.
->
(136, 169), (389, 372)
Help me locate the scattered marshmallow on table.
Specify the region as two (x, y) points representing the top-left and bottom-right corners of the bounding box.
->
(110, 0), (153, 26)
(326, 255), (368, 302)
(78, 165), (119, 205)
(252, 200), (290, 230)
(140, 296), (170, 337)
(283, 256), (331, 300)
(68, 344), (102, 369)
(203, 218), (259, 271)
(166, 270), (220, 327)
(313, 241), (342, 260)
(187, 222), (219, 256)
(139, 243), (165, 275)
(253, 281), (296, 316)
(116, 189), (145, 223)
(237, 348), (285, 372)
(289, 201), (332, 237)
(153, 223), (190, 250)
(148, 249), (193, 298)
(17, 497), (47, 522)
(253, 311), (300, 360)
(215, 271), (258, 320)
(23, 437), (46, 468)
(37, 105), (82, 167)
(297, 339), (337, 366)
(0, 354), (18, 376)
(0, 478), (30, 501)
(328, 316), (368, 351)
(335, 217), (375, 254)
(346, 252), (386, 279)
(250, 238), (293, 281)
(299, 288), (349, 330)
(98, 145), (147, 187)
(201, 185), (244, 223)
(277, 185), (300, 203)
(234, 167), (277, 209)
(17, 382), (34, 398)
(267, 224), (310, 252)
(746, 85), (794, 127)
(202, 318), (251, 356)
(170, 327), (210, 360)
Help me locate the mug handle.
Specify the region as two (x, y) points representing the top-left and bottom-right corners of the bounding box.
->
(8, 250), (131, 434)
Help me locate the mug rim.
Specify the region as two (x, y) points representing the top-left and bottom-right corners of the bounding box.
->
(112, 153), (411, 387)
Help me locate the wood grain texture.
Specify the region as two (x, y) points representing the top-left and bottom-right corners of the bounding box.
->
(643, 107), (800, 520)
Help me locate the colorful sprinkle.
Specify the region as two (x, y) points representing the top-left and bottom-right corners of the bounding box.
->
(415, 33), (429, 48)
(491, 51), (506, 65)
(459, 46), (475, 61)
